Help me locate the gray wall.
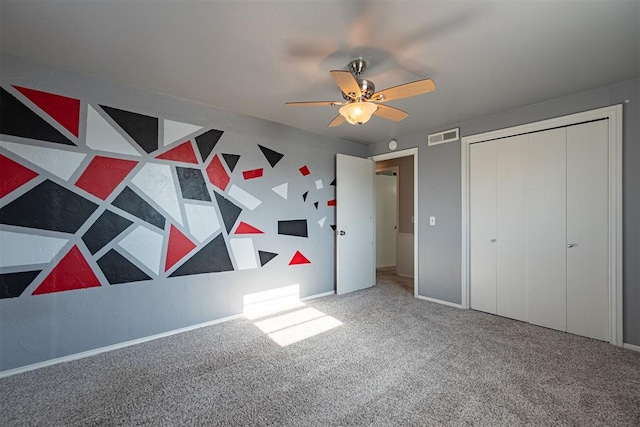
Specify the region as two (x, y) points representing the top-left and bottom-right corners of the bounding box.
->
(375, 156), (414, 234)
(0, 54), (368, 372)
(369, 78), (640, 346)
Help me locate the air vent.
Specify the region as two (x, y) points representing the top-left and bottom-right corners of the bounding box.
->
(428, 128), (459, 146)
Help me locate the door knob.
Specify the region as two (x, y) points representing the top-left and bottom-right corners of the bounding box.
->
(339, 230), (346, 236)
(567, 243), (577, 248)
(490, 238), (497, 243)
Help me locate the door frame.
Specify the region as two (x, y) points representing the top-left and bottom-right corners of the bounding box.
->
(371, 147), (419, 297)
(461, 105), (623, 346)
(375, 166), (399, 270)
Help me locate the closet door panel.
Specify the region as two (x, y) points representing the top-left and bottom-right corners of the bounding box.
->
(527, 128), (567, 332)
(470, 141), (497, 314)
(496, 135), (528, 321)
(566, 120), (609, 341)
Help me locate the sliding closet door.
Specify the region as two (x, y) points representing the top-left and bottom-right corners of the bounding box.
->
(527, 128), (567, 331)
(566, 120), (609, 341)
(469, 141), (497, 314)
(496, 135), (528, 321)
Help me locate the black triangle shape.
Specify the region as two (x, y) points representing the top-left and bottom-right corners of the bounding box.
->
(330, 225), (336, 231)
(170, 234), (234, 277)
(330, 178), (336, 186)
(82, 209), (133, 255)
(112, 187), (166, 230)
(0, 180), (98, 233)
(97, 249), (152, 284)
(314, 202), (319, 209)
(222, 153), (240, 172)
(0, 270), (41, 299)
(195, 129), (224, 162)
(302, 191), (308, 202)
(100, 105), (159, 154)
(258, 144), (284, 168)
(258, 251), (278, 267)
(214, 192), (242, 233)
(0, 88), (75, 146)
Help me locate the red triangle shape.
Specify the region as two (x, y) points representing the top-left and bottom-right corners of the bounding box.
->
(0, 154), (39, 198)
(14, 86), (81, 137)
(235, 221), (264, 234)
(289, 250), (311, 265)
(32, 246), (101, 295)
(75, 156), (138, 200)
(165, 225), (197, 271)
(156, 141), (198, 164)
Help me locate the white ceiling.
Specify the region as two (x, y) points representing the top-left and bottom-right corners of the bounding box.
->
(1, 0), (638, 144)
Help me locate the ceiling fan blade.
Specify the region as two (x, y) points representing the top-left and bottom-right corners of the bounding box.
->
(330, 70), (361, 99)
(285, 101), (343, 107)
(328, 114), (346, 127)
(373, 104), (409, 122)
(372, 79), (435, 102)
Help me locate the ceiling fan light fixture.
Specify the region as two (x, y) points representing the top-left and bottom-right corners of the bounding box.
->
(339, 101), (378, 125)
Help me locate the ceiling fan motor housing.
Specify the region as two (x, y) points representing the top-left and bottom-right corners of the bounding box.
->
(342, 79), (376, 101)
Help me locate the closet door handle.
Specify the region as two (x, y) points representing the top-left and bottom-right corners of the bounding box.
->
(567, 243), (577, 248)
(490, 238), (497, 243)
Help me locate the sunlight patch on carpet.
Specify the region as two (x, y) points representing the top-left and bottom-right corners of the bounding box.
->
(266, 314), (342, 346)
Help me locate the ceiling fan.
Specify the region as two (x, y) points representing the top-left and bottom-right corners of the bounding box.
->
(286, 58), (435, 127)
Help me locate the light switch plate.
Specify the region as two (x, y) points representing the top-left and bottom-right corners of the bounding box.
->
(429, 216), (436, 226)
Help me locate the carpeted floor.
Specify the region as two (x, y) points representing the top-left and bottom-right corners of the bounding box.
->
(2, 268), (639, 426)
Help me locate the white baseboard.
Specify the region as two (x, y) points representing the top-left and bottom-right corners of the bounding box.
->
(416, 294), (464, 309)
(0, 288), (335, 379)
(623, 343), (640, 352)
(301, 290), (334, 301)
(0, 313), (243, 379)
(396, 273), (414, 279)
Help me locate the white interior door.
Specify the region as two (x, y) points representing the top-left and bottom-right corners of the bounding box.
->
(375, 173), (397, 268)
(566, 120), (609, 341)
(336, 154), (375, 295)
(469, 141), (497, 314)
(527, 128), (567, 332)
(496, 135), (528, 322)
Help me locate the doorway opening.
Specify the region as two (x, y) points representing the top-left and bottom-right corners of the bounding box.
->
(372, 148), (418, 297)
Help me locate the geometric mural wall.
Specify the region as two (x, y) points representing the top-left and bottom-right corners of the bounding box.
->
(0, 85), (336, 299)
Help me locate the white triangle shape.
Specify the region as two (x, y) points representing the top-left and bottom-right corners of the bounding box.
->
(131, 163), (183, 225)
(318, 216), (326, 228)
(164, 119), (203, 146)
(0, 140), (86, 181)
(86, 105), (141, 157)
(118, 225), (164, 275)
(272, 182), (288, 200)
(0, 231), (68, 268)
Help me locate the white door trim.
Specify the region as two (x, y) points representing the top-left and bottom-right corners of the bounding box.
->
(371, 147), (419, 297)
(461, 105), (623, 346)
(375, 166), (400, 270)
